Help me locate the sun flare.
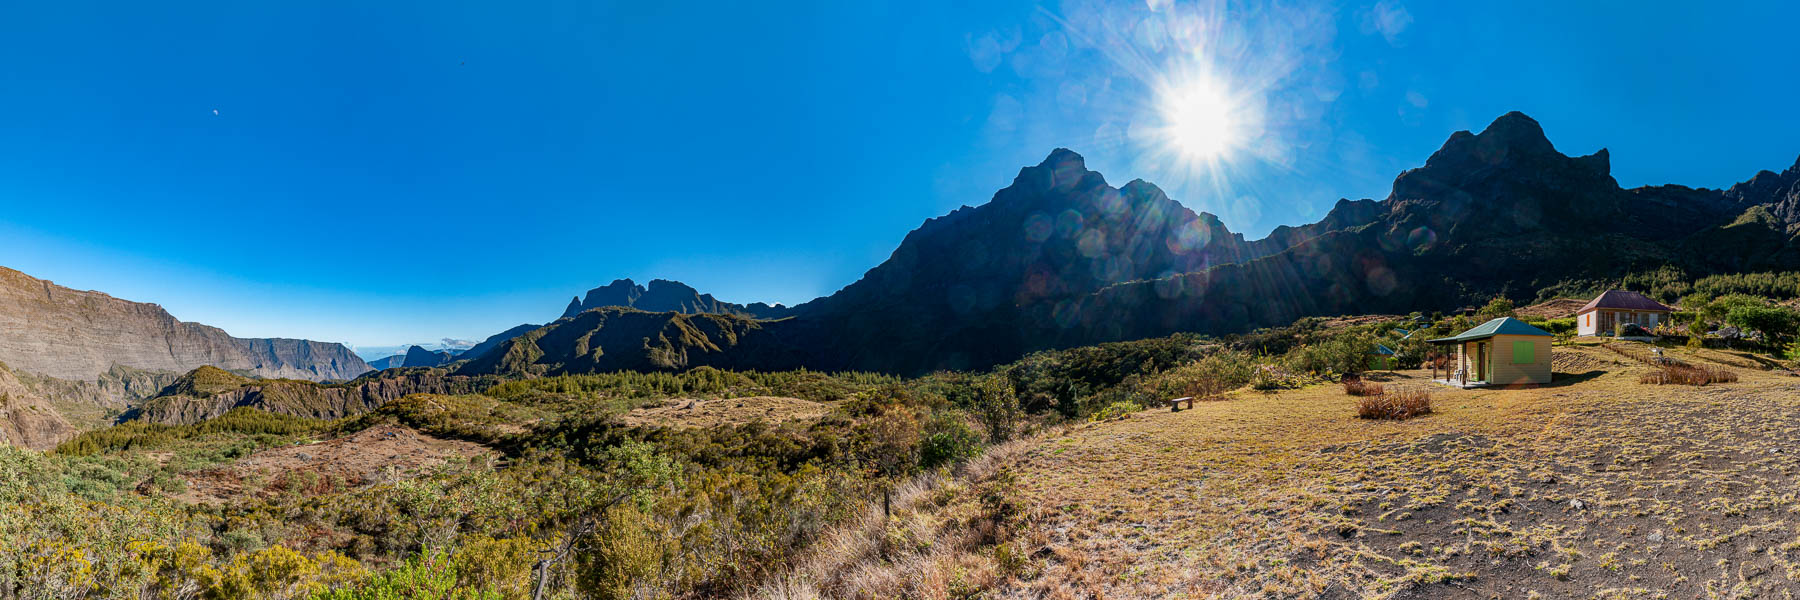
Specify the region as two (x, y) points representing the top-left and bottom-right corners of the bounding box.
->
(1158, 77), (1243, 162)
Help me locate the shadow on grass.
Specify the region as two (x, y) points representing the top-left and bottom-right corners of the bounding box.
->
(1721, 350), (1789, 372)
(1539, 370), (1605, 388)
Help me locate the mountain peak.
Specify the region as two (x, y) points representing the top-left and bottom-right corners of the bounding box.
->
(1010, 148), (1101, 192)
(1476, 111), (1556, 156)
(401, 345), (454, 368)
(646, 279), (699, 293)
(1416, 111), (1568, 177)
(1039, 148), (1086, 169)
(561, 296), (583, 319)
(1119, 178), (1167, 201)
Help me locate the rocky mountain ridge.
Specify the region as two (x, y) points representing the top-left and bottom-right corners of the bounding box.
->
(562, 278), (789, 320)
(474, 112), (1800, 376)
(0, 267), (372, 382)
(132, 365), (496, 425)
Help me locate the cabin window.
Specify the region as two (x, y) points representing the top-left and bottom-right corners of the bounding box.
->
(1512, 341), (1535, 364)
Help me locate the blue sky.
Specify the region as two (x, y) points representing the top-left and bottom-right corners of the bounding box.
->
(4, 1), (1799, 352)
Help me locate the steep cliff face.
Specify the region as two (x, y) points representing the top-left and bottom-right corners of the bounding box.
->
(0, 362), (78, 450)
(457, 308), (808, 377)
(132, 366), (493, 425)
(0, 267), (372, 382)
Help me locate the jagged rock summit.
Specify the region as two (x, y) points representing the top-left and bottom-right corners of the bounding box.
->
(562, 278), (788, 319)
(490, 112), (1800, 376)
(401, 345), (455, 368)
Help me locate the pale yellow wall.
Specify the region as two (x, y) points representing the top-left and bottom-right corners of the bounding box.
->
(1486, 334), (1552, 385)
(1445, 335), (1551, 384)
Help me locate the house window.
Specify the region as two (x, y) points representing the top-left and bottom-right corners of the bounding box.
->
(1512, 341), (1535, 364)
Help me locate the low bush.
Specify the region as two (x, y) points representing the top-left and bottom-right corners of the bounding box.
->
(1640, 364), (1738, 385)
(1356, 389), (1433, 420)
(1088, 400), (1142, 422)
(1342, 378), (1384, 397)
(1249, 363), (1304, 391)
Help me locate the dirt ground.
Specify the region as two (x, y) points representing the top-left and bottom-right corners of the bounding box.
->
(997, 343), (1800, 599)
(1516, 298), (1589, 320)
(621, 396), (829, 429)
(176, 424), (492, 505)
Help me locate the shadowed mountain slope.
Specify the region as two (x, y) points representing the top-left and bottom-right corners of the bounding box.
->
(481, 113), (1800, 377)
(131, 365), (497, 425)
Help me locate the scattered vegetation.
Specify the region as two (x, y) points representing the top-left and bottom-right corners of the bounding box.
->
(1639, 363), (1739, 385)
(53, 406), (323, 456)
(1354, 388), (1433, 420)
(1341, 375), (1384, 397)
(20, 275), (1797, 599)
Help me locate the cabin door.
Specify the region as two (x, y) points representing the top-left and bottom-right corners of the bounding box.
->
(1476, 342), (1488, 381)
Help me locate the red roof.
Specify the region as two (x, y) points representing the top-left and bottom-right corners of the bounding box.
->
(1577, 290), (1671, 314)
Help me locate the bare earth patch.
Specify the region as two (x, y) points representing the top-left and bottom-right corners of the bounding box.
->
(1517, 298), (1589, 320)
(621, 396), (828, 429)
(996, 344), (1800, 599)
(175, 424), (492, 505)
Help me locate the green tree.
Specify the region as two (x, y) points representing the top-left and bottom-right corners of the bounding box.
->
(1726, 305), (1800, 345)
(1476, 297), (1517, 320)
(1705, 294), (1766, 326)
(971, 376), (1021, 443)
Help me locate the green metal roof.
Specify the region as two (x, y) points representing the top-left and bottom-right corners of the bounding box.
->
(1426, 317), (1553, 343)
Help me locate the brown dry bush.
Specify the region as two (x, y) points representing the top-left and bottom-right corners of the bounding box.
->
(1355, 389), (1432, 420)
(1640, 363), (1738, 385)
(1341, 379), (1384, 396)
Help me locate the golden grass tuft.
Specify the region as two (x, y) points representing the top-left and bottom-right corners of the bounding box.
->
(1640, 363), (1738, 385)
(1355, 388), (1432, 420)
(1342, 378), (1384, 396)
(1605, 341), (1739, 385)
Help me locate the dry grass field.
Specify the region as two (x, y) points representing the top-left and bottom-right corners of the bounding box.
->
(175, 424), (492, 505)
(994, 342), (1800, 599)
(1516, 299), (1590, 320)
(620, 395), (830, 429)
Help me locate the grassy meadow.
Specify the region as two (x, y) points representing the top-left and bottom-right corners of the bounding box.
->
(9, 292), (1800, 599)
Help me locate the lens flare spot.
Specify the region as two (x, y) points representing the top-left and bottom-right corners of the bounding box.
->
(1162, 79), (1238, 160)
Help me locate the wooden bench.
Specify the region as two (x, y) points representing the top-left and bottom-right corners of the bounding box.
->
(1168, 396), (1194, 412)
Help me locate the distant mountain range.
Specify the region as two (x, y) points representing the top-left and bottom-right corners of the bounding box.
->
(366, 345), (458, 370)
(459, 112), (1800, 376)
(560, 278), (790, 320)
(11, 110), (1800, 447)
(130, 365), (490, 425)
(0, 267), (372, 382)
(0, 266), (372, 448)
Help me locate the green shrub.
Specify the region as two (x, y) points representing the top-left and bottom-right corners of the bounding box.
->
(1475, 297), (1517, 320)
(919, 411), (982, 469)
(1726, 304), (1800, 345)
(312, 549), (495, 600)
(1088, 400), (1142, 421)
(970, 376), (1021, 443)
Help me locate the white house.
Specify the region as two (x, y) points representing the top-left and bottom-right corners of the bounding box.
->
(1576, 290), (1672, 336)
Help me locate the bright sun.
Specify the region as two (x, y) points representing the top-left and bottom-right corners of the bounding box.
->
(1160, 79), (1240, 161)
